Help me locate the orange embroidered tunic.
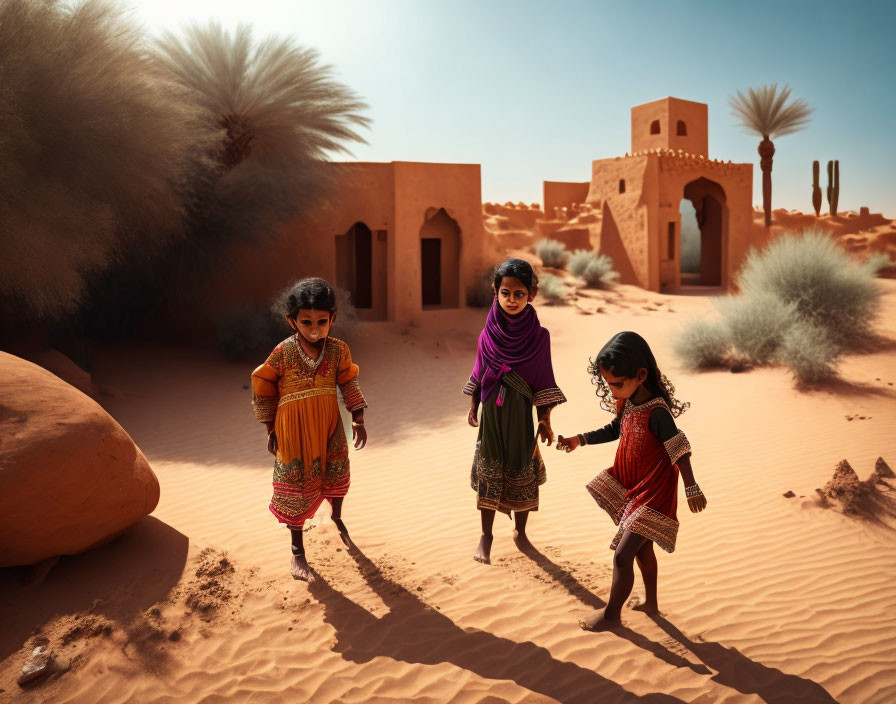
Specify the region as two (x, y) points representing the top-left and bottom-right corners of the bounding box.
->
(251, 336), (367, 527)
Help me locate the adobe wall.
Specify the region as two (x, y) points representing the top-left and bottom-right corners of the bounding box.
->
(543, 181), (591, 217)
(586, 155), (657, 288)
(392, 162), (485, 323)
(631, 97), (708, 158)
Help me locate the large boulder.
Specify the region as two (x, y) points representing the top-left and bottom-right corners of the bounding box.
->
(0, 352), (159, 566)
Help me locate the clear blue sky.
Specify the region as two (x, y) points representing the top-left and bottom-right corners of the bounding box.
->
(131, 0), (896, 214)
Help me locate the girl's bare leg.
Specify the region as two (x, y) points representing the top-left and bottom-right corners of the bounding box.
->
(580, 530), (647, 630)
(475, 508), (496, 564)
(632, 540), (659, 614)
(289, 526), (315, 583)
(512, 509), (536, 554)
(329, 497), (351, 546)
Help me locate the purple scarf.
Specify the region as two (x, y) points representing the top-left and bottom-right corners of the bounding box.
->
(471, 300), (558, 405)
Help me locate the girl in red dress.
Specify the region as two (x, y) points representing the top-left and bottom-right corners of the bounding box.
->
(556, 331), (707, 630)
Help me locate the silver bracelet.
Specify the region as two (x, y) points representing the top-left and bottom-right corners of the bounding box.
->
(685, 483), (702, 498)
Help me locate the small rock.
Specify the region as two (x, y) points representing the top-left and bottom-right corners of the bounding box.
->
(242, 385), (249, 390)
(730, 363), (750, 374)
(17, 646), (54, 687)
(416, 586), (423, 592)
(783, 490), (796, 498)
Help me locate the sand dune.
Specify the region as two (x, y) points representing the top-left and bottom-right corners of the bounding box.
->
(2, 282), (895, 703)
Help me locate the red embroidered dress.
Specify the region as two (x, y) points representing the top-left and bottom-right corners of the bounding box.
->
(586, 397), (689, 553)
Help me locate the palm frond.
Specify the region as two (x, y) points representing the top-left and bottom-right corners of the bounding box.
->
(727, 83), (813, 139)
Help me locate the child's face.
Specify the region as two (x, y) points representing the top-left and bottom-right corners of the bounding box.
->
(495, 276), (535, 316)
(599, 364), (648, 400)
(287, 309), (333, 344)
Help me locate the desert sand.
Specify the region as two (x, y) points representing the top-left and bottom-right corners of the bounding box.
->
(2, 280), (895, 703)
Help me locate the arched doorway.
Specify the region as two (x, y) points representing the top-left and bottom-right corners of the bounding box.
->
(681, 177), (726, 285)
(419, 208), (461, 308)
(334, 221), (388, 319)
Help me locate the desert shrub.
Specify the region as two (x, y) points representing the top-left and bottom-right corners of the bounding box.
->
(864, 252), (893, 277)
(582, 255), (619, 287)
(535, 239), (568, 268)
(567, 250), (593, 277)
(568, 250), (618, 287)
(737, 230), (880, 345)
(538, 274), (565, 303)
(713, 294), (796, 365)
(673, 319), (731, 369)
(775, 319), (838, 383)
(216, 303), (286, 361)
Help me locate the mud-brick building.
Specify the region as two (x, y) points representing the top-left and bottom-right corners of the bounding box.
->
(200, 161), (491, 327)
(585, 97), (754, 291)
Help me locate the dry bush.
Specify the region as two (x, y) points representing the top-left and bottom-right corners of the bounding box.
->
(0, 0), (211, 322)
(673, 319), (730, 370)
(775, 318), (838, 383)
(712, 293), (796, 365)
(538, 274), (565, 303)
(534, 239), (567, 268)
(737, 230), (880, 346)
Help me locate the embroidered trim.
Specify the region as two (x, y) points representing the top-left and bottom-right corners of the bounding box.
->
(279, 388), (335, 405)
(462, 378), (480, 396)
(585, 470), (627, 523)
(252, 395), (278, 423)
(623, 396), (669, 418)
(611, 504), (679, 554)
(533, 386), (567, 407)
(339, 377), (368, 412)
(664, 431), (692, 465)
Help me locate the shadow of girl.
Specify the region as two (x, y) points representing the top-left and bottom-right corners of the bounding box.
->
(307, 544), (688, 704)
(520, 547), (710, 675)
(650, 615), (839, 703)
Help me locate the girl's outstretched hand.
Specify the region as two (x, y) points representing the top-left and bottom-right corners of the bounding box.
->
(468, 403), (479, 427)
(555, 434), (581, 453)
(267, 431), (278, 456)
(352, 423), (367, 449)
(537, 421), (554, 446)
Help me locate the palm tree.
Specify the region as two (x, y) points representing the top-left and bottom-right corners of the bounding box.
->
(728, 84), (812, 227)
(151, 22), (371, 260)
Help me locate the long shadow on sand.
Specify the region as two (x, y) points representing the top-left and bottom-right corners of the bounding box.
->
(309, 544), (687, 704)
(519, 547), (710, 675)
(0, 516), (188, 662)
(650, 615), (839, 704)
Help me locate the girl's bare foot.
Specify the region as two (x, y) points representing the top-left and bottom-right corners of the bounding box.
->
(474, 534), (493, 564)
(512, 529), (537, 555)
(631, 600), (660, 615)
(290, 554), (316, 583)
(578, 608), (622, 631)
(332, 518), (352, 547)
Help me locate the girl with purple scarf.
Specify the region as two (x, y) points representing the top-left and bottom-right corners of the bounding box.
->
(463, 259), (566, 564)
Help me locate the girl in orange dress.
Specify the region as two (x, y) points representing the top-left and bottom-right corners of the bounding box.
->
(251, 278), (368, 582)
(556, 331), (706, 630)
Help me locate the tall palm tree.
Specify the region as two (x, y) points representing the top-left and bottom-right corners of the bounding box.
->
(728, 84), (812, 227)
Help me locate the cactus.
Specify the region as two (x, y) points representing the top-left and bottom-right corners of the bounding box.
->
(832, 160), (839, 216)
(812, 160), (822, 216)
(826, 160), (833, 213)
(826, 160), (840, 217)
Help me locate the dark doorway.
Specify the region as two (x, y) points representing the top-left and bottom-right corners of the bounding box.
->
(682, 178), (726, 286)
(421, 238), (441, 306)
(334, 222), (373, 309)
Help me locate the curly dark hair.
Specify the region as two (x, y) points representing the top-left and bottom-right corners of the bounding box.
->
(272, 277), (337, 318)
(492, 258), (538, 292)
(587, 331), (689, 417)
